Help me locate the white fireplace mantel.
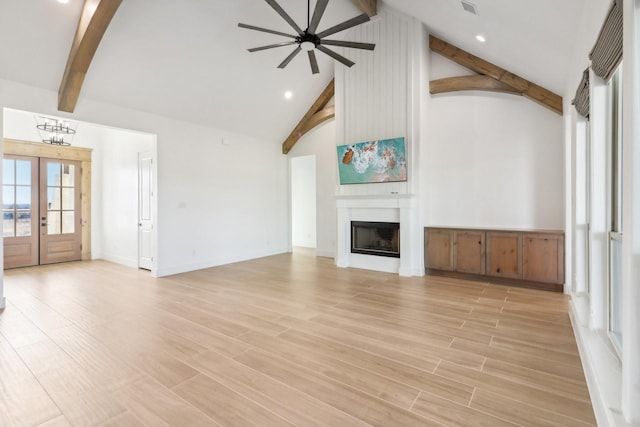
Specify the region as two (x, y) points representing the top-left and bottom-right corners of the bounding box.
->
(335, 193), (423, 277)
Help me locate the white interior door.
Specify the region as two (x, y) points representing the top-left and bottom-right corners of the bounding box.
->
(138, 152), (154, 270)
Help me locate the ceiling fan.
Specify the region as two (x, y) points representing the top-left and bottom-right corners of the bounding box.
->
(238, 0), (375, 74)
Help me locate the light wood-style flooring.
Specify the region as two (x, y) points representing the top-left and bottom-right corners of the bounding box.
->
(0, 249), (596, 426)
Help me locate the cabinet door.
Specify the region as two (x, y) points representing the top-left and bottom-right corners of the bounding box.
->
(486, 231), (522, 279)
(425, 228), (454, 271)
(454, 230), (485, 274)
(523, 233), (565, 284)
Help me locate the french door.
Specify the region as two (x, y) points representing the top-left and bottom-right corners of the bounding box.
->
(3, 155), (82, 268)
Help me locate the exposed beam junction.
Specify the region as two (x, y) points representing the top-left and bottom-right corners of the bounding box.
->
(351, 0), (377, 17)
(58, 0), (123, 113)
(430, 76), (521, 96)
(282, 79), (335, 154)
(429, 35), (563, 115)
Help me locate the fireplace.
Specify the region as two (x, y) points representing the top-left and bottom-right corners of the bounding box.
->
(351, 221), (400, 258)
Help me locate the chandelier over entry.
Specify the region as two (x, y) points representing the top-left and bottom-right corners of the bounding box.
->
(35, 117), (76, 146)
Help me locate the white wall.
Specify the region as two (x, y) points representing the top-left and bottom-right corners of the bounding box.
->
(288, 121), (337, 258)
(0, 78), (289, 279)
(425, 55), (565, 230)
(291, 155), (316, 248)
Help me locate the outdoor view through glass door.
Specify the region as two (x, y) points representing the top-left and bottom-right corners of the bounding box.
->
(3, 156), (82, 268)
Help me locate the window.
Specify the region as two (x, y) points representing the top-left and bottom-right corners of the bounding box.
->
(608, 65), (623, 351)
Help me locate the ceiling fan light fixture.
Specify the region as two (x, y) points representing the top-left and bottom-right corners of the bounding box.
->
(300, 40), (315, 51)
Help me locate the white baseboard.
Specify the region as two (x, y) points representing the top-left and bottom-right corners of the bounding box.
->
(315, 250), (335, 258)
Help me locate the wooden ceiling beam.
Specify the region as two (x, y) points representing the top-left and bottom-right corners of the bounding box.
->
(351, 0), (377, 17)
(300, 105), (335, 135)
(58, 0), (123, 113)
(429, 35), (563, 115)
(282, 79), (335, 154)
(430, 76), (522, 95)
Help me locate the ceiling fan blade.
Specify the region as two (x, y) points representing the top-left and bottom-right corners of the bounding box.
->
(316, 13), (370, 38)
(316, 45), (355, 68)
(308, 0), (329, 34)
(238, 23), (296, 39)
(278, 46), (302, 69)
(321, 40), (375, 50)
(248, 42), (297, 52)
(265, 0), (303, 34)
(308, 50), (320, 74)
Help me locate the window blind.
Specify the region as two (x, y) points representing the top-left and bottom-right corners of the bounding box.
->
(572, 68), (590, 118)
(590, 0), (623, 80)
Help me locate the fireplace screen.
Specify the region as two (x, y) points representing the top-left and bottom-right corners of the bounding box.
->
(351, 221), (400, 258)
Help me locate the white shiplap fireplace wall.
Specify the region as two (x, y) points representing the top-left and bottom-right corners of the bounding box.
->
(334, 6), (426, 276)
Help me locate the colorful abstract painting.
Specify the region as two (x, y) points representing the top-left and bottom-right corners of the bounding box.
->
(336, 137), (407, 184)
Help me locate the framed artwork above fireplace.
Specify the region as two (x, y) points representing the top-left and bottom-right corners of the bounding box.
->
(336, 137), (406, 184)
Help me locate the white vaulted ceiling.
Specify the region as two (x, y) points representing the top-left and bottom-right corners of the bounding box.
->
(0, 0), (585, 141)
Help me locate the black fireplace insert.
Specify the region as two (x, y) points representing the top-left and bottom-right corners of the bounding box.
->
(351, 221), (400, 258)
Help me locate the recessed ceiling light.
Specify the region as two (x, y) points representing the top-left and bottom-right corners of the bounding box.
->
(476, 35), (486, 43)
(284, 91), (293, 100)
(57, 0), (70, 3)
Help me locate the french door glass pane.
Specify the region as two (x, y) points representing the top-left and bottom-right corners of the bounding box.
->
(3, 211), (15, 237)
(62, 211), (74, 234)
(16, 186), (31, 209)
(48, 211), (61, 235)
(3, 159), (14, 185)
(61, 188), (74, 210)
(16, 210), (31, 236)
(48, 187), (60, 210)
(47, 163), (61, 186)
(16, 160), (31, 186)
(3, 186), (14, 209)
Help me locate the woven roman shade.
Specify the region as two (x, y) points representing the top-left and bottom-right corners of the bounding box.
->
(572, 68), (590, 117)
(590, 0), (623, 80)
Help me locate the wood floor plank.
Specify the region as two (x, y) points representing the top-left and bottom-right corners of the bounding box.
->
(0, 301), (49, 348)
(173, 373), (294, 427)
(1, 253), (596, 426)
(268, 328), (475, 405)
(37, 415), (73, 427)
(471, 388), (596, 427)
(0, 333), (63, 427)
(411, 391), (520, 427)
(236, 330), (422, 409)
(435, 360), (596, 423)
(116, 377), (218, 426)
(187, 349), (372, 426)
(234, 348), (444, 427)
(450, 337), (586, 381)
(15, 339), (128, 426)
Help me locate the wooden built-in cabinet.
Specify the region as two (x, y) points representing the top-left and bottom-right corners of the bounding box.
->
(454, 230), (485, 275)
(425, 227), (564, 291)
(486, 231), (522, 280)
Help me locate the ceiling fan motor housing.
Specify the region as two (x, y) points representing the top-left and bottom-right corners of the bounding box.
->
(298, 32), (321, 51)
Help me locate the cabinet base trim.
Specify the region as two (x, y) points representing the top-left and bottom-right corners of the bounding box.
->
(426, 269), (563, 292)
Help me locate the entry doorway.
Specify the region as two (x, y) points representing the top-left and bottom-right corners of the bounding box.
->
(3, 140), (91, 269)
(290, 155), (316, 249)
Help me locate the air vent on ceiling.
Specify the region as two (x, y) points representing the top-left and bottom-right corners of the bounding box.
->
(461, 0), (479, 15)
